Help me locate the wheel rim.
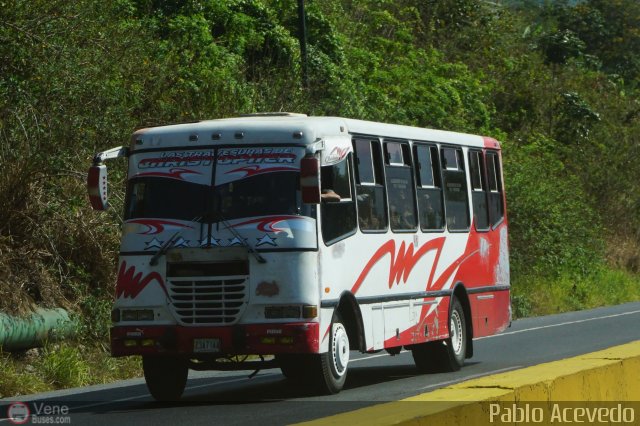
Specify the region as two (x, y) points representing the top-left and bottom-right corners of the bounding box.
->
(450, 309), (463, 356)
(332, 323), (349, 377)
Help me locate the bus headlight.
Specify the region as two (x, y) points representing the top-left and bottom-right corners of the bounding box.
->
(264, 305), (301, 319)
(264, 305), (318, 319)
(120, 309), (155, 321)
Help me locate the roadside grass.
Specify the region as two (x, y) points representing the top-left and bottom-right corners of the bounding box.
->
(0, 351), (49, 398)
(0, 342), (141, 399)
(511, 267), (640, 319)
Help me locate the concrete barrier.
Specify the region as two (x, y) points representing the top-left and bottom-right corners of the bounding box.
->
(298, 341), (640, 425)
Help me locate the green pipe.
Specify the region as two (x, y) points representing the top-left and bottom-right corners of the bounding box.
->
(0, 308), (77, 351)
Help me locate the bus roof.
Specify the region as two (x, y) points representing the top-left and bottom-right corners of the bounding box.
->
(131, 114), (498, 151)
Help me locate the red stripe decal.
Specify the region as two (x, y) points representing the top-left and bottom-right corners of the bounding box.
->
(351, 237), (446, 294)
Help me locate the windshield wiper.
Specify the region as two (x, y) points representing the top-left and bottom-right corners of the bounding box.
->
(218, 215), (267, 264)
(149, 216), (202, 266)
(149, 231), (180, 266)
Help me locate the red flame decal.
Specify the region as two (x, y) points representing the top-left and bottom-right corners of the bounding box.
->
(231, 216), (303, 232)
(127, 219), (194, 235)
(136, 168), (201, 180)
(116, 261), (168, 299)
(325, 146), (350, 163)
(225, 165), (298, 177)
(351, 238), (446, 294)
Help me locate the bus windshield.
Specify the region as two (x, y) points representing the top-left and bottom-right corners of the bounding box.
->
(125, 172), (301, 222)
(124, 177), (207, 221)
(213, 172), (300, 221)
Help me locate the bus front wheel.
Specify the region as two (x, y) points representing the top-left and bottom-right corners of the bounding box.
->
(143, 356), (188, 401)
(315, 312), (349, 394)
(412, 297), (467, 373)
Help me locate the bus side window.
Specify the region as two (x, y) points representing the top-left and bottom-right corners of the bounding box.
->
(414, 144), (445, 231)
(441, 147), (470, 231)
(384, 141), (417, 232)
(353, 139), (387, 231)
(486, 151), (505, 227)
(320, 155), (357, 244)
(469, 150), (490, 231)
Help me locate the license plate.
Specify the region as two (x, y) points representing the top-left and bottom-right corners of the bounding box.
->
(194, 338), (220, 353)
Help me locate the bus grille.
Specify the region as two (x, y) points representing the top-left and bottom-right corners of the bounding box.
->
(167, 262), (248, 325)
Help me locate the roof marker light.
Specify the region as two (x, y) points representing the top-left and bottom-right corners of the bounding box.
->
(189, 134), (198, 142)
(235, 132), (244, 139)
(293, 131), (303, 139)
(211, 133), (221, 140)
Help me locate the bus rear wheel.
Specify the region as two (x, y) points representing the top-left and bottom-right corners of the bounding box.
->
(412, 297), (467, 373)
(143, 356), (188, 401)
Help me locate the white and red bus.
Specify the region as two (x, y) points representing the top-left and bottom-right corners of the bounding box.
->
(87, 113), (511, 400)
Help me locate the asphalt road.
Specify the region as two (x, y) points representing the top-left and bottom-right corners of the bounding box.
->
(2, 302), (640, 425)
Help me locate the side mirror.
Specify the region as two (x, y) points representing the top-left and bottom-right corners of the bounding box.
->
(300, 156), (320, 204)
(87, 164), (109, 210)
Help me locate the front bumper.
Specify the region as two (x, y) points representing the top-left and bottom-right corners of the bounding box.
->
(110, 322), (319, 357)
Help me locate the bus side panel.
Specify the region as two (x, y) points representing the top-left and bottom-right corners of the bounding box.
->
(382, 302), (413, 347)
(371, 304), (384, 350)
(469, 289), (510, 339)
(382, 296), (451, 349)
(318, 208), (508, 353)
(453, 221), (510, 338)
(319, 231), (475, 352)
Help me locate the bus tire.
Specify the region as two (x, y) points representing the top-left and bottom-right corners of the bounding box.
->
(411, 297), (467, 373)
(143, 356), (188, 401)
(315, 312), (350, 394)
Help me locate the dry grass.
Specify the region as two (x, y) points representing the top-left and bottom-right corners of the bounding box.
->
(0, 158), (121, 317)
(605, 235), (640, 274)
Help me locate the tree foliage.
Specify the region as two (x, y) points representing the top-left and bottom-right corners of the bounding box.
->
(0, 0), (639, 323)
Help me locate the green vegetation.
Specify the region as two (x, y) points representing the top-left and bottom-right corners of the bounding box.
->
(1, 0), (639, 395)
(512, 268), (640, 318)
(0, 343), (140, 398)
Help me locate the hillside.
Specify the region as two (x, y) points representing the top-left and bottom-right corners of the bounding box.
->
(0, 0), (639, 391)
